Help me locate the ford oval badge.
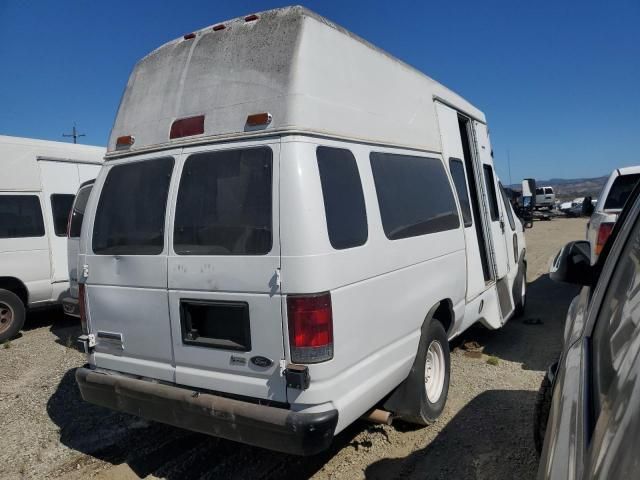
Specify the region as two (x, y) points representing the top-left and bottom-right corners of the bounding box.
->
(250, 356), (273, 368)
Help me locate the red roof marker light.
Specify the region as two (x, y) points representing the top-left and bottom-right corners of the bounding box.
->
(170, 115), (205, 139)
(245, 14), (259, 22)
(183, 32), (196, 40)
(213, 24), (226, 31)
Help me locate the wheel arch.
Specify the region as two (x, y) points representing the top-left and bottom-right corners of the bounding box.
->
(0, 277), (29, 306)
(382, 299), (453, 415)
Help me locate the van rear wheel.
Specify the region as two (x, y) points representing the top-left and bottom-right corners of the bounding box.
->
(401, 319), (450, 425)
(0, 289), (25, 342)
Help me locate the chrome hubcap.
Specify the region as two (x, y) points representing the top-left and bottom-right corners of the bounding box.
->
(425, 340), (445, 403)
(0, 302), (14, 334)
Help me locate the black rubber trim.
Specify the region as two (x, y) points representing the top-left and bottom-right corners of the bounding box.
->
(75, 367), (338, 456)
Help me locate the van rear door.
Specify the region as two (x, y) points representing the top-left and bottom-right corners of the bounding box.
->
(167, 141), (286, 403)
(84, 152), (179, 382)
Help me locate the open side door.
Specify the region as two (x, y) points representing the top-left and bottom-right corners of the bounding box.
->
(472, 122), (510, 281)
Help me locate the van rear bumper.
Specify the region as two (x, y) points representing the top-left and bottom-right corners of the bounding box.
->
(75, 367), (338, 456)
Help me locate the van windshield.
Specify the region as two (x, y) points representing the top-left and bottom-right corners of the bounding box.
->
(173, 147), (273, 255)
(604, 174), (640, 210)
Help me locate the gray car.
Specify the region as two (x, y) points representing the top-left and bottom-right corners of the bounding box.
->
(535, 183), (640, 479)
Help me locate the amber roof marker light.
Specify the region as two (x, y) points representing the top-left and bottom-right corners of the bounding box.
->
(246, 112), (272, 127)
(115, 135), (135, 150)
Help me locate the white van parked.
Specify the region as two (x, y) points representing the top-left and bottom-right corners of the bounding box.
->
(62, 179), (95, 318)
(587, 166), (640, 262)
(0, 136), (104, 341)
(75, 7), (527, 455)
(535, 186), (555, 209)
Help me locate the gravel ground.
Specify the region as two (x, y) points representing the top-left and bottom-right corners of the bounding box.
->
(0, 217), (587, 480)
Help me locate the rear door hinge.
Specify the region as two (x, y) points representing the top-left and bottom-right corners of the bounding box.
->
(82, 264), (89, 279)
(275, 268), (281, 287)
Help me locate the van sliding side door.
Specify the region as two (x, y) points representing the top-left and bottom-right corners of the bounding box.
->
(472, 122), (509, 279)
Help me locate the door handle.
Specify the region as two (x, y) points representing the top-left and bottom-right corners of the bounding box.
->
(499, 219), (505, 233)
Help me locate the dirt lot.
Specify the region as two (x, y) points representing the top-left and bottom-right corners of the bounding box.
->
(0, 217), (587, 480)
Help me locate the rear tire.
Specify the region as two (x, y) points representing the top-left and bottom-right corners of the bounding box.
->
(0, 289), (26, 342)
(533, 375), (553, 455)
(400, 320), (450, 425)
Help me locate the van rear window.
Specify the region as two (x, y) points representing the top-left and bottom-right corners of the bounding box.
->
(604, 174), (640, 210)
(174, 147), (272, 255)
(68, 185), (93, 238)
(370, 152), (460, 240)
(92, 157), (174, 255)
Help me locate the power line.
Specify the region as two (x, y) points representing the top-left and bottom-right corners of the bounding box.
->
(62, 123), (86, 144)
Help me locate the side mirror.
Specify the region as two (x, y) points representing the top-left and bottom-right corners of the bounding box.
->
(550, 240), (592, 285)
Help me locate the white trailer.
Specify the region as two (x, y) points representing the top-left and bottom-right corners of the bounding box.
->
(0, 135), (104, 341)
(75, 6), (527, 454)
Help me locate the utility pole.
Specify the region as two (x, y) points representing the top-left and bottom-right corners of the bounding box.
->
(507, 149), (513, 187)
(63, 123), (85, 144)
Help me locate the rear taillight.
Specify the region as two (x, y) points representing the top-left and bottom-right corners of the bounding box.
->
(79, 283), (88, 334)
(287, 293), (333, 363)
(596, 222), (614, 255)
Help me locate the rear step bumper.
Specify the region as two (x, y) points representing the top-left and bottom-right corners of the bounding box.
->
(75, 367), (338, 456)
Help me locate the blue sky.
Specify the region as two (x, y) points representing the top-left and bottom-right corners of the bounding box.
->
(0, 0), (638, 182)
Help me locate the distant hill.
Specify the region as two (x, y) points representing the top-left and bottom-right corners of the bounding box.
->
(509, 175), (608, 201)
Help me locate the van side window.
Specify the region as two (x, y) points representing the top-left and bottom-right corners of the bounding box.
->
(68, 185), (93, 238)
(51, 194), (75, 237)
(0, 195), (45, 239)
(499, 183), (516, 231)
(317, 146), (368, 249)
(93, 157), (174, 255)
(448, 158), (472, 227)
(483, 164), (500, 221)
(370, 152), (460, 240)
(174, 147), (272, 256)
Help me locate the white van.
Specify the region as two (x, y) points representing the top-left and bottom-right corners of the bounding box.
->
(75, 7), (527, 455)
(0, 136), (104, 341)
(62, 180), (95, 318)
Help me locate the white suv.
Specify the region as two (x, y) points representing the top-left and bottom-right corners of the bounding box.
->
(587, 166), (640, 262)
(535, 186), (555, 209)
